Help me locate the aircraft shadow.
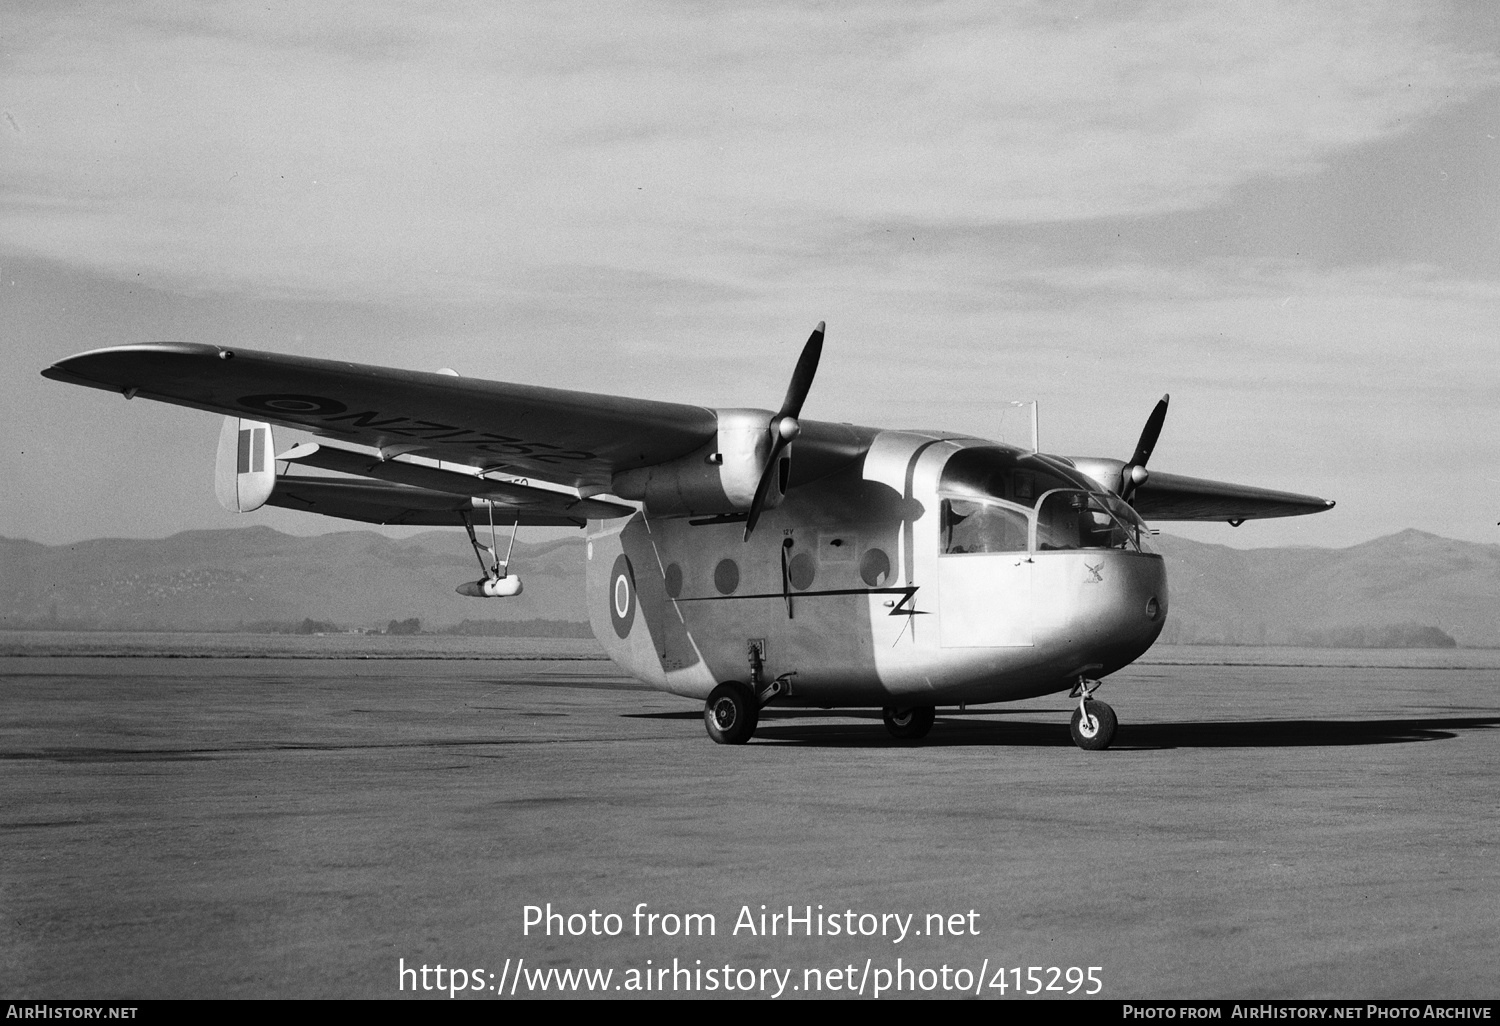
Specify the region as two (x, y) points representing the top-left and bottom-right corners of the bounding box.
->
(736, 713), (1500, 749)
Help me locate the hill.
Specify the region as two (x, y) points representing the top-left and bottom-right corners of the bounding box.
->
(1152, 529), (1497, 646)
(3, 526), (1495, 646)
(0, 526), (586, 633)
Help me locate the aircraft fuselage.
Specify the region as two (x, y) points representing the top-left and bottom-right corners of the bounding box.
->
(586, 431), (1167, 708)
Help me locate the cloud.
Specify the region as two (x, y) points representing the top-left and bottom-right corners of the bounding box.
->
(1, 1), (1494, 302)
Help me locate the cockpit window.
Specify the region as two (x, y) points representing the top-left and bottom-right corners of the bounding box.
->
(938, 447), (1154, 556)
(939, 446), (1079, 509)
(941, 498), (1030, 554)
(1035, 489), (1150, 553)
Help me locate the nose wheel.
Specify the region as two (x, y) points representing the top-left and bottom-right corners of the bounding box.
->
(1068, 676), (1118, 750)
(1070, 700), (1118, 750)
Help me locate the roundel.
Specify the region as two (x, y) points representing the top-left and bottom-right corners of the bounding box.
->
(608, 554), (636, 639)
(238, 393), (348, 416)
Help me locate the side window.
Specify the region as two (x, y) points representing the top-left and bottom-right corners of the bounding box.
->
(1035, 490), (1144, 552)
(941, 498), (1030, 554)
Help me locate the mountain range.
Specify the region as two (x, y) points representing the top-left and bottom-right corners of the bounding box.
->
(3, 526), (1496, 647)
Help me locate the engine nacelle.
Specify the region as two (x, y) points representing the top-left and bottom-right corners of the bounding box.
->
(456, 576), (524, 598)
(611, 408), (777, 517)
(1067, 456), (1130, 496)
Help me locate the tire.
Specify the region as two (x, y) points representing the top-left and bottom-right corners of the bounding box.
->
(704, 681), (758, 745)
(1070, 700), (1118, 751)
(882, 705), (936, 740)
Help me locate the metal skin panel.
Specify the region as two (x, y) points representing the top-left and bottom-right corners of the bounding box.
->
(585, 515), (715, 698)
(938, 556), (1034, 647)
(582, 433), (1167, 708)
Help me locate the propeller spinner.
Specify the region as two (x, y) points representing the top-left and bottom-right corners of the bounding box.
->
(743, 322), (824, 540)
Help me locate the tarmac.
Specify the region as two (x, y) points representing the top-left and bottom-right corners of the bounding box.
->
(2, 650), (1497, 999)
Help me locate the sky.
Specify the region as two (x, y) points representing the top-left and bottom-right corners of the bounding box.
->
(4, 1), (1499, 550)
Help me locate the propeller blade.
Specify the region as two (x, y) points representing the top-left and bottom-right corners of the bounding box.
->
(745, 323), (824, 540)
(1130, 394), (1170, 468)
(777, 322), (824, 420)
(742, 438), (787, 540)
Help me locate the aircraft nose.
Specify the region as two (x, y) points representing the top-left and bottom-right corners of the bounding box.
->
(1040, 551), (1167, 675)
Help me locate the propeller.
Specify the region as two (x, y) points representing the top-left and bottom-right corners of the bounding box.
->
(743, 322), (825, 540)
(1120, 394), (1169, 501)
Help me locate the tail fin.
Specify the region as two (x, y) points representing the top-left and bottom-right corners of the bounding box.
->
(215, 417), (276, 512)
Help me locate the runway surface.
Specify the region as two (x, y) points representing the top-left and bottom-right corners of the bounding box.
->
(2, 646), (1497, 999)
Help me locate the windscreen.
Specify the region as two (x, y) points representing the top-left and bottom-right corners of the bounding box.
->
(938, 447), (1152, 555)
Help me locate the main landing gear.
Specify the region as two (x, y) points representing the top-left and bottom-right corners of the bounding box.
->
(703, 644), (795, 745)
(882, 706), (936, 740)
(704, 681), (759, 745)
(1068, 676), (1118, 751)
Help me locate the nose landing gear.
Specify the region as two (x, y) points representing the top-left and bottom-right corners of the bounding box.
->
(1068, 676), (1118, 751)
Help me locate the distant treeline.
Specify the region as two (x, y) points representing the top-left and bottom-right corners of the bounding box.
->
(442, 618), (594, 639)
(0, 616), (594, 639)
(246, 616), (595, 638)
(1284, 623), (1458, 649)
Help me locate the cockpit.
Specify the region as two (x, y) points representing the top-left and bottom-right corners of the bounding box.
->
(937, 446), (1151, 555)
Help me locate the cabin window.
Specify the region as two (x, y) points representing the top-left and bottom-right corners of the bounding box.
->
(787, 552), (817, 590)
(940, 498), (1030, 554)
(859, 548), (891, 586)
(714, 558), (740, 594)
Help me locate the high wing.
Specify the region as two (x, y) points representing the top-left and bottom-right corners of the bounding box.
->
(43, 341), (1331, 529)
(42, 341), (874, 528)
(1063, 394), (1333, 524)
(1129, 470), (1335, 522)
(42, 342), (721, 494)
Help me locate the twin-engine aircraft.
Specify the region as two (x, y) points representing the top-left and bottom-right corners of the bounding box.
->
(43, 325), (1333, 749)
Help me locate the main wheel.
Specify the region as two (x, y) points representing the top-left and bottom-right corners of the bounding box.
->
(1070, 700), (1118, 751)
(882, 705), (936, 740)
(704, 681), (758, 745)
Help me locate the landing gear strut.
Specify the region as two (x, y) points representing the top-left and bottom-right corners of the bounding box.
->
(1068, 676), (1118, 751)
